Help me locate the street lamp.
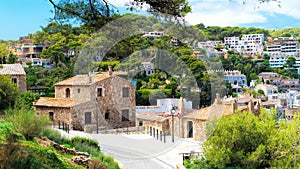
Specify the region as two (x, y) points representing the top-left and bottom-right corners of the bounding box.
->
(171, 105), (176, 143)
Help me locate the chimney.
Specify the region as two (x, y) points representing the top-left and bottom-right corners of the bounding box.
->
(178, 97), (184, 115)
(214, 93), (222, 105)
(108, 66), (113, 76)
(248, 99), (254, 113)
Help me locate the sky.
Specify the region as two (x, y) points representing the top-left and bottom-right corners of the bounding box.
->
(1, 0), (300, 40)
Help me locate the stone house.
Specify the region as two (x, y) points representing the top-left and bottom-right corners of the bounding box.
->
(137, 94), (262, 142)
(0, 64), (26, 92)
(33, 67), (136, 133)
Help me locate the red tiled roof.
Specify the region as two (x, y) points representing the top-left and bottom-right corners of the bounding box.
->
(33, 97), (87, 108)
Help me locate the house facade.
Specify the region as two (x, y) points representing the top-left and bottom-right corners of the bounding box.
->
(33, 67), (136, 133)
(0, 64), (26, 92)
(224, 70), (247, 87)
(224, 34), (264, 56)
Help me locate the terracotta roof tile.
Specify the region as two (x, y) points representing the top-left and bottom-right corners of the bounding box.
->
(33, 97), (87, 108)
(183, 104), (233, 121)
(55, 74), (110, 86)
(0, 64), (26, 75)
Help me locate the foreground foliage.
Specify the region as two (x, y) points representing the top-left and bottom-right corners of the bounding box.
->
(5, 107), (49, 140)
(0, 74), (19, 111)
(41, 128), (120, 169)
(185, 109), (300, 169)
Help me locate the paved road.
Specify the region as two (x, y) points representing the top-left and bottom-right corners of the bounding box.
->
(57, 129), (202, 169)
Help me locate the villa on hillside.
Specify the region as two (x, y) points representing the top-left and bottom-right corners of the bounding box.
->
(0, 64), (26, 92)
(33, 67), (136, 133)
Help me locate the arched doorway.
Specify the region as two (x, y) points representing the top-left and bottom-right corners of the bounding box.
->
(66, 88), (70, 98)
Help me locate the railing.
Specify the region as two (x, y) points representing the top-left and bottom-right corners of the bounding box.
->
(52, 120), (70, 133)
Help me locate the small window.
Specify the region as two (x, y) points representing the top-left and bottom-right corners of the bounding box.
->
(49, 112), (54, 121)
(139, 121), (143, 126)
(105, 110), (110, 119)
(85, 112), (91, 124)
(97, 88), (103, 97)
(121, 109), (129, 122)
(122, 87), (129, 98)
(78, 88), (80, 93)
(12, 78), (17, 84)
(66, 88), (70, 98)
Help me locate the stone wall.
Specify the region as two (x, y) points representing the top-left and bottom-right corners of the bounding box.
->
(35, 106), (72, 127)
(94, 75), (136, 129)
(182, 118), (207, 142)
(55, 85), (92, 100)
(140, 119), (170, 136)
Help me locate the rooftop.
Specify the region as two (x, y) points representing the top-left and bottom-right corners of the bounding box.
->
(183, 104), (232, 121)
(55, 73), (110, 86)
(33, 97), (87, 108)
(259, 72), (278, 75)
(0, 64), (26, 75)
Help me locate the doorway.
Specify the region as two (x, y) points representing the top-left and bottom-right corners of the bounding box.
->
(187, 121), (193, 138)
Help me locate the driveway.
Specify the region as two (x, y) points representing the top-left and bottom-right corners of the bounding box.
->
(57, 129), (202, 169)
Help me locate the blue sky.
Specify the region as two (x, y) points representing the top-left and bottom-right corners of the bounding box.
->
(0, 0), (53, 40)
(1, 0), (300, 40)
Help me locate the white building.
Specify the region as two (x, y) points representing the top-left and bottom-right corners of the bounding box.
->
(241, 34), (264, 45)
(136, 98), (193, 114)
(31, 58), (52, 68)
(265, 37), (300, 57)
(269, 55), (288, 68)
(258, 72), (278, 79)
(224, 34), (264, 56)
(255, 84), (278, 99)
(224, 70), (247, 87)
(142, 31), (164, 39)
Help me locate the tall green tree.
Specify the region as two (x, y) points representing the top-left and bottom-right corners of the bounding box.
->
(186, 109), (300, 169)
(0, 75), (19, 111)
(49, 0), (191, 29)
(0, 44), (9, 64)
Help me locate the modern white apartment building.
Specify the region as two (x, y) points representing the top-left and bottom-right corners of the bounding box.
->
(265, 37), (300, 57)
(224, 70), (247, 87)
(224, 34), (264, 56)
(269, 55), (288, 67)
(241, 34), (264, 45)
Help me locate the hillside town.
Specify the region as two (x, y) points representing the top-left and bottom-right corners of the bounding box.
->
(2, 0), (300, 169)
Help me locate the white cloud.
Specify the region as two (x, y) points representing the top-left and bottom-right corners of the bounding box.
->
(185, 0), (267, 26)
(256, 0), (300, 19)
(185, 0), (300, 26)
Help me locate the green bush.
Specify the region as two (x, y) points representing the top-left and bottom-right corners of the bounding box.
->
(6, 107), (49, 140)
(0, 119), (13, 142)
(41, 129), (120, 169)
(12, 141), (82, 169)
(41, 128), (70, 145)
(71, 137), (99, 149)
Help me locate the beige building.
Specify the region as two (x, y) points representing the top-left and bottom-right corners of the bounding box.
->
(33, 67), (136, 133)
(0, 64), (26, 92)
(138, 94), (262, 142)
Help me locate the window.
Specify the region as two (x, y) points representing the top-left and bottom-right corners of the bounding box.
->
(105, 110), (110, 119)
(85, 112), (91, 124)
(66, 88), (70, 98)
(121, 109), (129, 122)
(12, 78), (17, 84)
(49, 112), (54, 121)
(97, 88), (103, 97)
(78, 88), (80, 93)
(122, 87), (129, 98)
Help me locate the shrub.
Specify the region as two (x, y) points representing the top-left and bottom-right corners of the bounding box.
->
(6, 107), (49, 140)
